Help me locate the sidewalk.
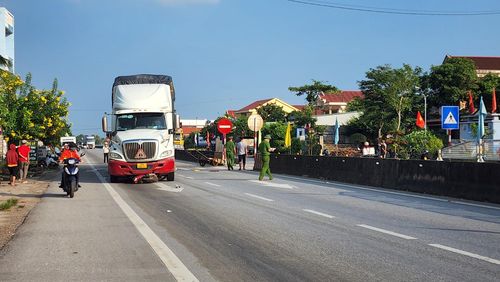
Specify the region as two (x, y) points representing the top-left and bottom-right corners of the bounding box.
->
(0, 169), (54, 249)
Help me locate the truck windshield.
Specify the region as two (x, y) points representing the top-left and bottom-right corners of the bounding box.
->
(116, 113), (166, 131)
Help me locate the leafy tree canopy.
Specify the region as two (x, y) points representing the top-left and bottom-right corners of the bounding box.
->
(424, 57), (478, 109)
(257, 103), (288, 122)
(0, 71), (71, 144)
(350, 64), (422, 139)
(289, 80), (339, 105)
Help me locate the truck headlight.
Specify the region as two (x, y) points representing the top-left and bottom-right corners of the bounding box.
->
(109, 152), (124, 160)
(160, 150), (173, 158)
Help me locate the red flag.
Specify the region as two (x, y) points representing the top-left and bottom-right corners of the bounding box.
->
(468, 91), (475, 114)
(492, 88), (497, 113)
(416, 111), (425, 129)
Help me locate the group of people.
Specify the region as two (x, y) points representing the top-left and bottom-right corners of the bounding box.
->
(224, 136), (249, 171)
(5, 140), (83, 187)
(224, 135), (273, 181)
(5, 140), (31, 186)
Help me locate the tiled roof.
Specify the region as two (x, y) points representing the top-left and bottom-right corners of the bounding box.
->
(319, 91), (363, 103)
(292, 105), (305, 111)
(236, 99), (273, 112)
(446, 55), (500, 70)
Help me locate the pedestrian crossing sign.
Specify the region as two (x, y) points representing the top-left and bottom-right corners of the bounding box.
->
(441, 106), (459, 130)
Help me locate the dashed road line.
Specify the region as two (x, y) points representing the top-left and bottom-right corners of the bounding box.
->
(90, 164), (198, 281)
(357, 224), (417, 240)
(303, 209), (335, 219)
(277, 174), (500, 211)
(244, 193), (274, 202)
(429, 244), (500, 265)
(248, 180), (295, 189)
(205, 182), (221, 187)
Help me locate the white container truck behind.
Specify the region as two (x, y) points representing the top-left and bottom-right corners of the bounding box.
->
(102, 74), (178, 183)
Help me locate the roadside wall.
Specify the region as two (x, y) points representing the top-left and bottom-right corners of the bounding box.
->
(175, 150), (500, 204)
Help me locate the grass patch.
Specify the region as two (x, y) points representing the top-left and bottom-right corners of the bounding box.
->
(0, 198), (18, 211)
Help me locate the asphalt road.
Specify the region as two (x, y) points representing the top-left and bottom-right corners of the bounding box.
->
(0, 149), (499, 281)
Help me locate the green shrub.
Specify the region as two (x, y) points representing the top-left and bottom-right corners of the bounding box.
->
(0, 198), (18, 211)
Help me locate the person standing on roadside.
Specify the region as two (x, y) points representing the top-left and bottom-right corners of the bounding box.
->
(18, 140), (31, 183)
(6, 144), (19, 186)
(224, 136), (236, 170)
(258, 135), (273, 181)
(236, 137), (248, 170)
(103, 141), (110, 163)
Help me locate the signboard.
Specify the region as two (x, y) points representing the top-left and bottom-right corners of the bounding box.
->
(441, 106), (459, 130)
(217, 118), (233, 135)
(247, 114), (263, 132)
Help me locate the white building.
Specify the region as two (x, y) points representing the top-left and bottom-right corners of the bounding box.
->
(0, 7), (14, 72)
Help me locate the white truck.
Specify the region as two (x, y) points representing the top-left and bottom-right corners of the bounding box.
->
(102, 74), (178, 183)
(85, 135), (95, 149)
(60, 136), (76, 146)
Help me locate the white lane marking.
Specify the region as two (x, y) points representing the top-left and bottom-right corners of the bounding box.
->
(205, 182), (221, 187)
(244, 193), (274, 202)
(303, 209), (335, 219)
(429, 244), (500, 265)
(177, 174), (193, 179)
(357, 224), (417, 240)
(277, 174), (500, 211)
(90, 165), (198, 281)
(248, 180), (295, 189)
(156, 183), (184, 192)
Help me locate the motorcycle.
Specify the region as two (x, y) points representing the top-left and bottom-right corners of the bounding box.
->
(38, 153), (59, 169)
(61, 157), (81, 198)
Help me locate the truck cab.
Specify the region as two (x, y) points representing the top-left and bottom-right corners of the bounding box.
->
(103, 74), (178, 183)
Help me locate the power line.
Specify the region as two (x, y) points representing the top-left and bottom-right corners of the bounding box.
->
(287, 0), (500, 16)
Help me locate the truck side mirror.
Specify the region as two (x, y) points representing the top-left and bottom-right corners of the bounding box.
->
(174, 114), (180, 129)
(168, 129), (174, 134)
(102, 115), (108, 132)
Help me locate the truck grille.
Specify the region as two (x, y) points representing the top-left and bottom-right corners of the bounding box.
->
(123, 141), (157, 161)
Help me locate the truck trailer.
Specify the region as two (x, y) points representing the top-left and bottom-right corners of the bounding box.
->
(102, 74), (178, 183)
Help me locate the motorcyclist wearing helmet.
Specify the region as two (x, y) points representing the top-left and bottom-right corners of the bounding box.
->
(59, 143), (82, 188)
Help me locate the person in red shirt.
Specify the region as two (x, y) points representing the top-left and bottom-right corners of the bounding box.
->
(59, 144), (82, 188)
(6, 144), (19, 186)
(18, 140), (31, 183)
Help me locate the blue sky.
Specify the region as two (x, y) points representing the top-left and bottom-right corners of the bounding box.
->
(1, 0), (499, 135)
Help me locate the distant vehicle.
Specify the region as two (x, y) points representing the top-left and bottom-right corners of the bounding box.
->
(85, 135), (95, 149)
(60, 136), (76, 146)
(174, 128), (184, 150)
(102, 74), (178, 183)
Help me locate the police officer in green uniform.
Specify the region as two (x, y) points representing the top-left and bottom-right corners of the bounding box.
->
(259, 135), (273, 181)
(225, 136), (236, 170)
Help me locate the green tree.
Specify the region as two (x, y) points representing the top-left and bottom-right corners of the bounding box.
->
(349, 64), (422, 140)
(477, 73), (499, 112)
(424, 57), (478, 109)
(289, 80), (339, 105)
(76, 134), (85, 144)
(256, 104), (287, 122)
(261, 122), (287, 150)
(398, 130), (444, 160)
(0, 72), (71, 144)
(0, 70), (24, 140)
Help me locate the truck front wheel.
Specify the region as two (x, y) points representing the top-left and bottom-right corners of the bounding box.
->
(166, 172), (174, 181)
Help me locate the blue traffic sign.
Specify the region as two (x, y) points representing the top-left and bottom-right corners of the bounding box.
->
(441, 106), (459, 130)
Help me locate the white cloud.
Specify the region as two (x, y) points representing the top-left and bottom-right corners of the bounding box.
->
(155, 0), (220, 5)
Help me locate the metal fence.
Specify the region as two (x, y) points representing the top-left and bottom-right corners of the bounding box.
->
(442, 140), (500, 161)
